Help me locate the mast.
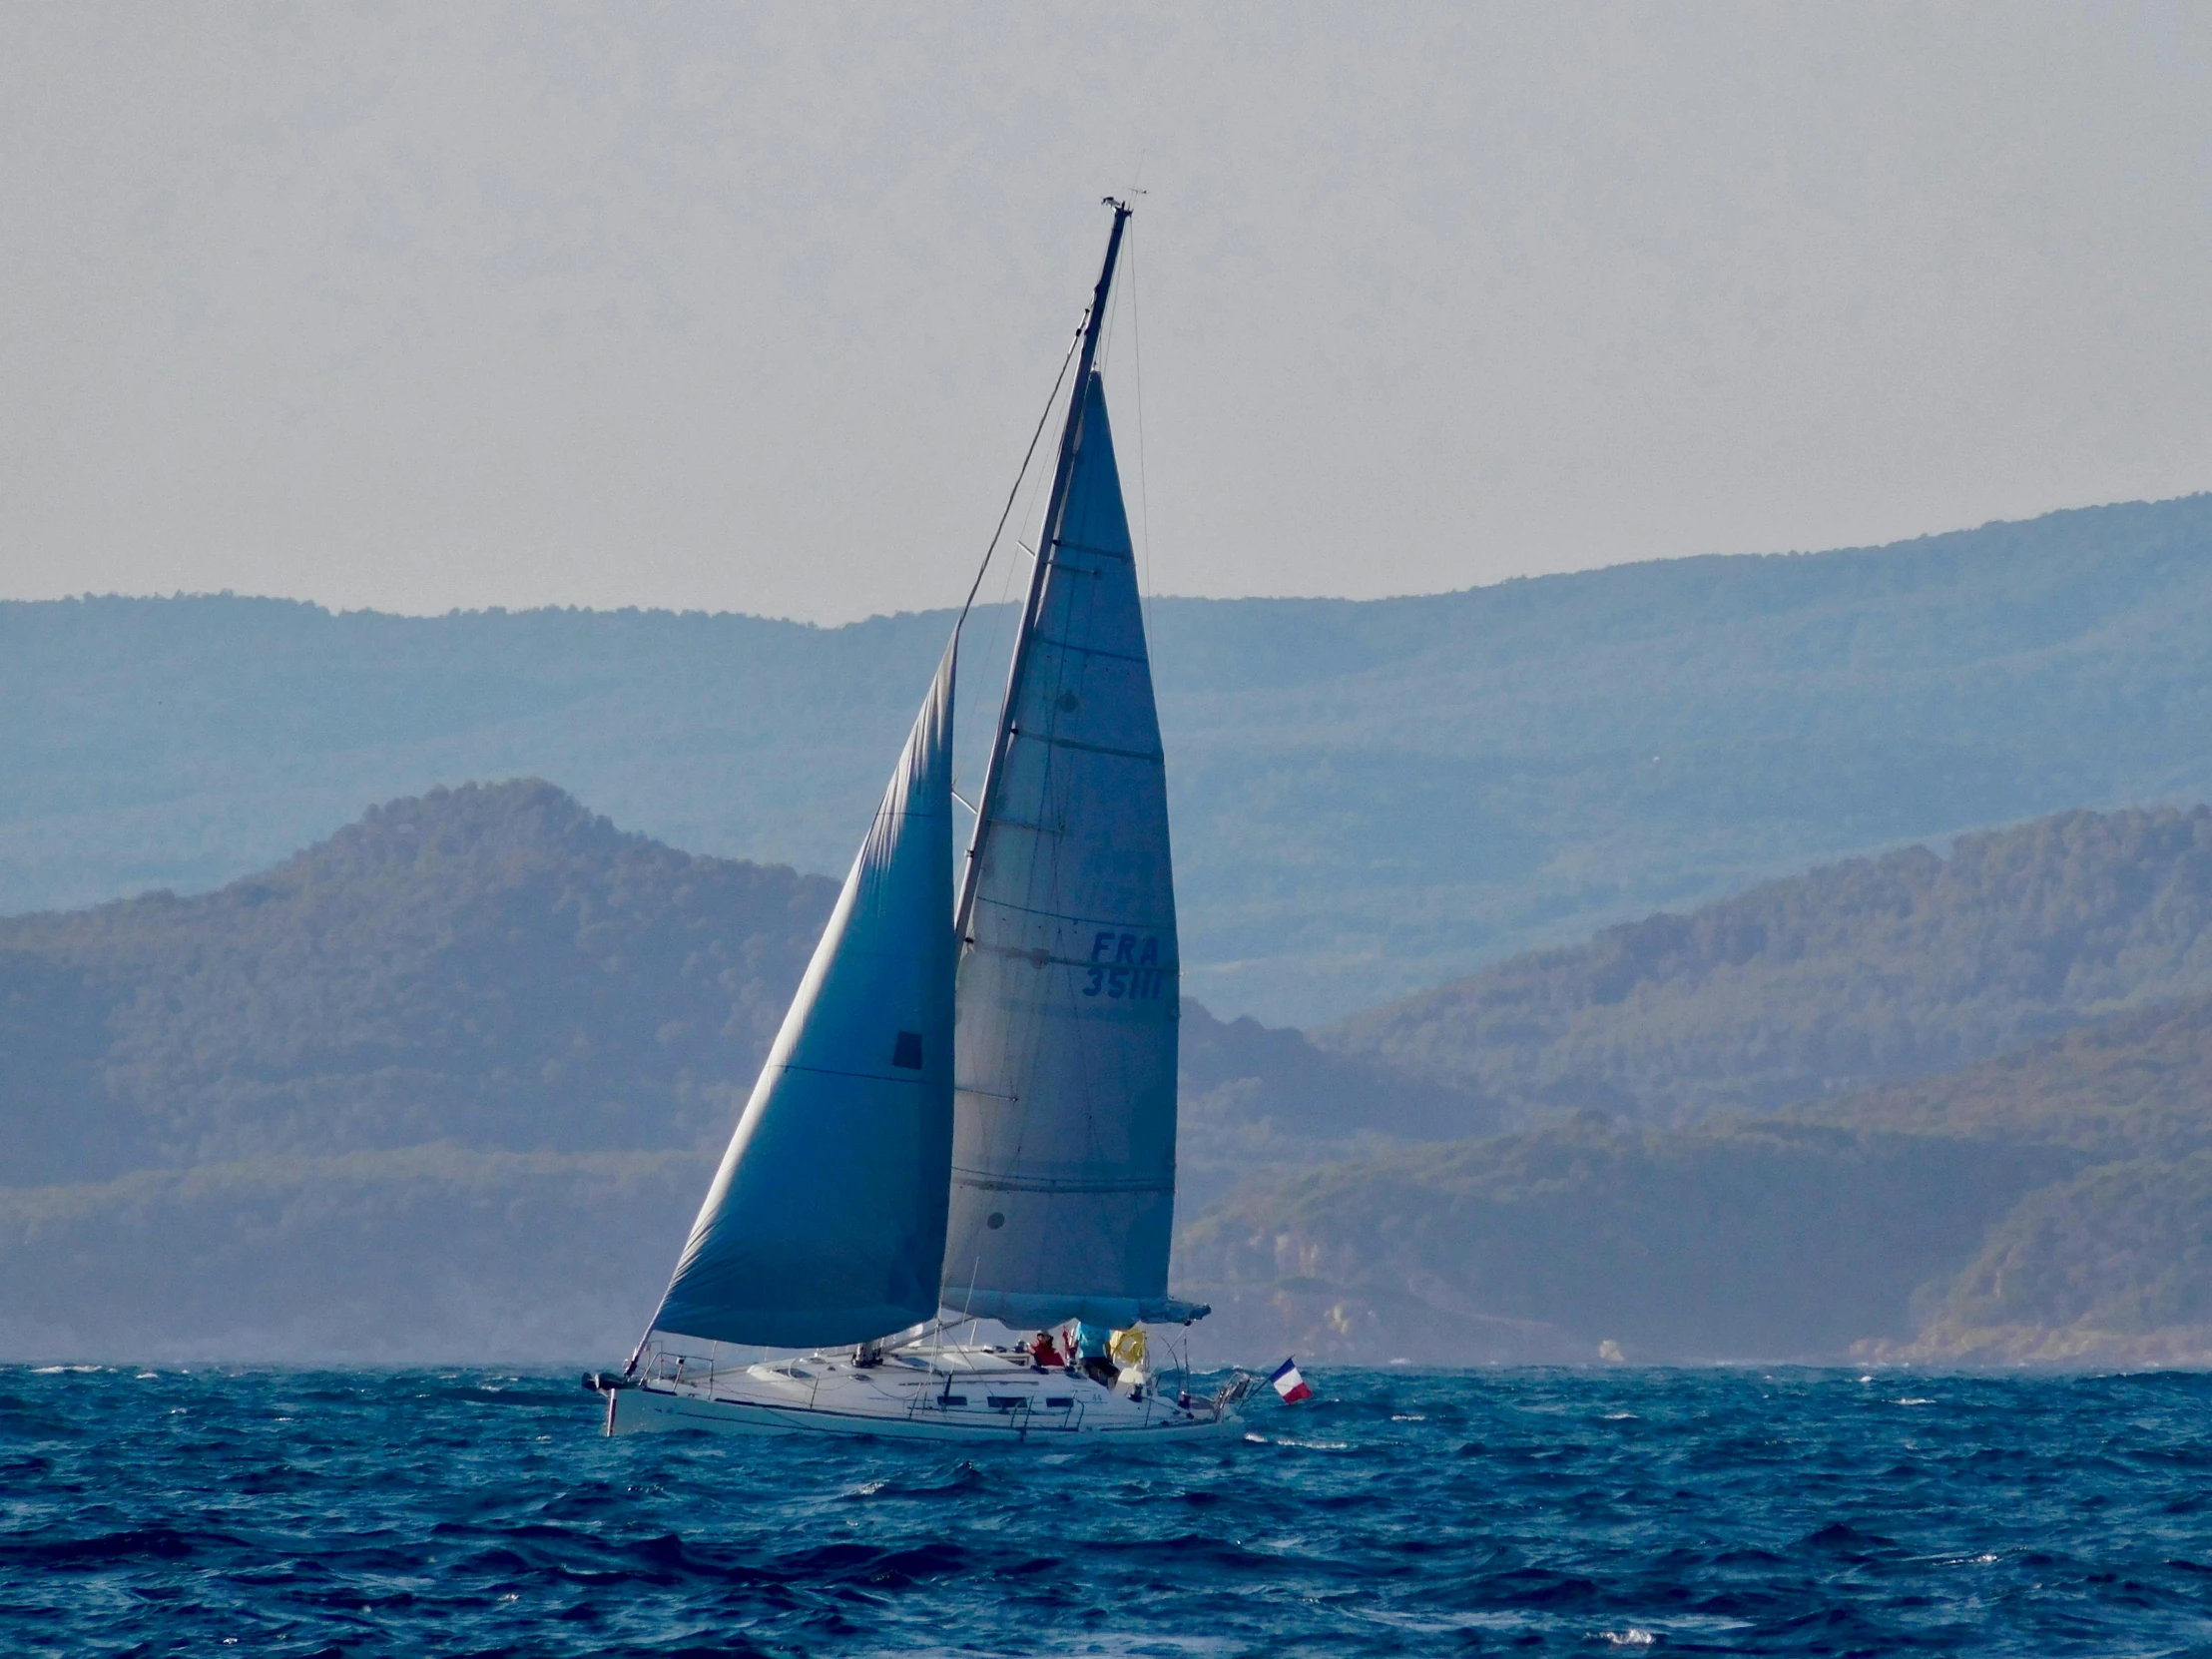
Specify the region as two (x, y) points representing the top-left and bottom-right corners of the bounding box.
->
(955, 198), (1133, 942)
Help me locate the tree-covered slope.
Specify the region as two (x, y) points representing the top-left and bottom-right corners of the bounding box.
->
(0, 781), (839, 1186)
(1176, 1000), (1502, 1212)
(1900, 1152), (2212, 1368)
(16, 780), (2212, 1365)
(1322, 806), (2212, 1121)
(0, 1146), (707, 1363)
(0, 784), (1465, 1359)
(9, 492), (2212, 1021)
(1176, 1118), (2076, 1367)
(1204, 958), (2212, 1370)
(1784, 989), (2212, 1367)
(1779, 989), (2212, 1160)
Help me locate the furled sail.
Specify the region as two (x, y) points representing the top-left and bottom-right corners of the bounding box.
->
(650, 640), (958, 1348)
(942, 367), (1196, 1329)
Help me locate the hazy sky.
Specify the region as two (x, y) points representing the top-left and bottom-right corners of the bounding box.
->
(4, 2), (2208, 624)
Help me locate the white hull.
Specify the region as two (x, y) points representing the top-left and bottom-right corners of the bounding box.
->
(597, 1343), (1245, 1445)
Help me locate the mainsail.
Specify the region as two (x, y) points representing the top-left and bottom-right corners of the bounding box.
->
(650, 640), (958, 1349)
(942, 206), (1196, 1328)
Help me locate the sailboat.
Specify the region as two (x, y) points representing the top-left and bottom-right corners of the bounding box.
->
(589, 201), (1250, 1442)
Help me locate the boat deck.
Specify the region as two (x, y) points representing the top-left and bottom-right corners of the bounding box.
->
(601, 1343), (1246, 1443)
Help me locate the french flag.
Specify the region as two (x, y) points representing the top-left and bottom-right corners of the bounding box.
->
(1270, 1358), (1314, 1403)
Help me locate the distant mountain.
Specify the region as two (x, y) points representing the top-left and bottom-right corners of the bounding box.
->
(0, 779), (832, 1358)
(0, 780), (837, 1187)
(1176, 1117), (2074, 1368)
(0, 784), (1462, 1360)
(15, 778), (2212, 1366)
(1778, 988), (2212, 1161)
(0, 1146), (706, 1363)
(1321, 806), (2212, 1123)
(1903, 1150), (2212, 1368)
(1176, 1001), (1501, 1212)
(1198, 951), (2212, 1371)
(1774, 990), (2212, 1367)
(10, 492), (2212, 1021)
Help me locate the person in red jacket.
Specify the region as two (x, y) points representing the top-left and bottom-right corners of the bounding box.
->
(1027, 1331), (1064, 1369)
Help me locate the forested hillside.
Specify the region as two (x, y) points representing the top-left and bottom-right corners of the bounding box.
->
(1191, 991), (2212, 1369)
(1322, 806), (2212, 1121)
(0, 780), (830, 1357)
(1177, 1001), (1500, 1211)
(1178, 1120), (2076, 1366)
(10, 493), (2212, 1021)
(1788, 990), (2212, 1366)
(0, 785), (1463, 1359)
(0, 1147), (707, 1362)
(16, 780), (2212, 1364)
(0, 781), (837, 1186)
(1780, 989), (2212, 1159)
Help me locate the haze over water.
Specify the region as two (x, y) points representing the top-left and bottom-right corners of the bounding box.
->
(8, 1365), (2211, 1654)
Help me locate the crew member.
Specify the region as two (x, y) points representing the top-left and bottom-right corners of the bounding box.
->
(1028, 1331), (1063, 1369)
(1074, 1321), (1114, 1383)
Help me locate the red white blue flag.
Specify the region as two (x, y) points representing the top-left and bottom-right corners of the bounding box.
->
(1270, 1358), (1314, 1403)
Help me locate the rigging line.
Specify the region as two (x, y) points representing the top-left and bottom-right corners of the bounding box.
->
(949, 1255), (982, 1376)
(957, 323), (1087, 806)
(965, 418), (1050, 779)
(968, 408), (1055, 779)
(956, 318), (1087, 630)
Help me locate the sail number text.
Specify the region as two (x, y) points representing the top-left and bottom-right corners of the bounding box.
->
(1083, 931), (1169, 1000)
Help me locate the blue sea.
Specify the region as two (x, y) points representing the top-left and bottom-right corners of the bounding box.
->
(7, 1366), (2212, 1656)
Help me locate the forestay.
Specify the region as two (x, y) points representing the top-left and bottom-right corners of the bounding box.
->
(651, 640), (958, 1348)
(943, 372), (1193, 1329)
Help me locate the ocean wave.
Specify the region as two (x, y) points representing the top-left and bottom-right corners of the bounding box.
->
(0, 1365), (2201, 1654)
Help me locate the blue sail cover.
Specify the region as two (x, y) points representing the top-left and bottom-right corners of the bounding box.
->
(652, 640), (958, 1347)
(943, 373), (1193, 1329)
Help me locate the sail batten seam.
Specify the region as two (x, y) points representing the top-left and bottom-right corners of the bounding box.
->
(1009, 728), (1165, 764)
(1029, 633), (1150, 665)
(1046, 536), (1135, 562)
(951, 1170), (1175, 1195)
